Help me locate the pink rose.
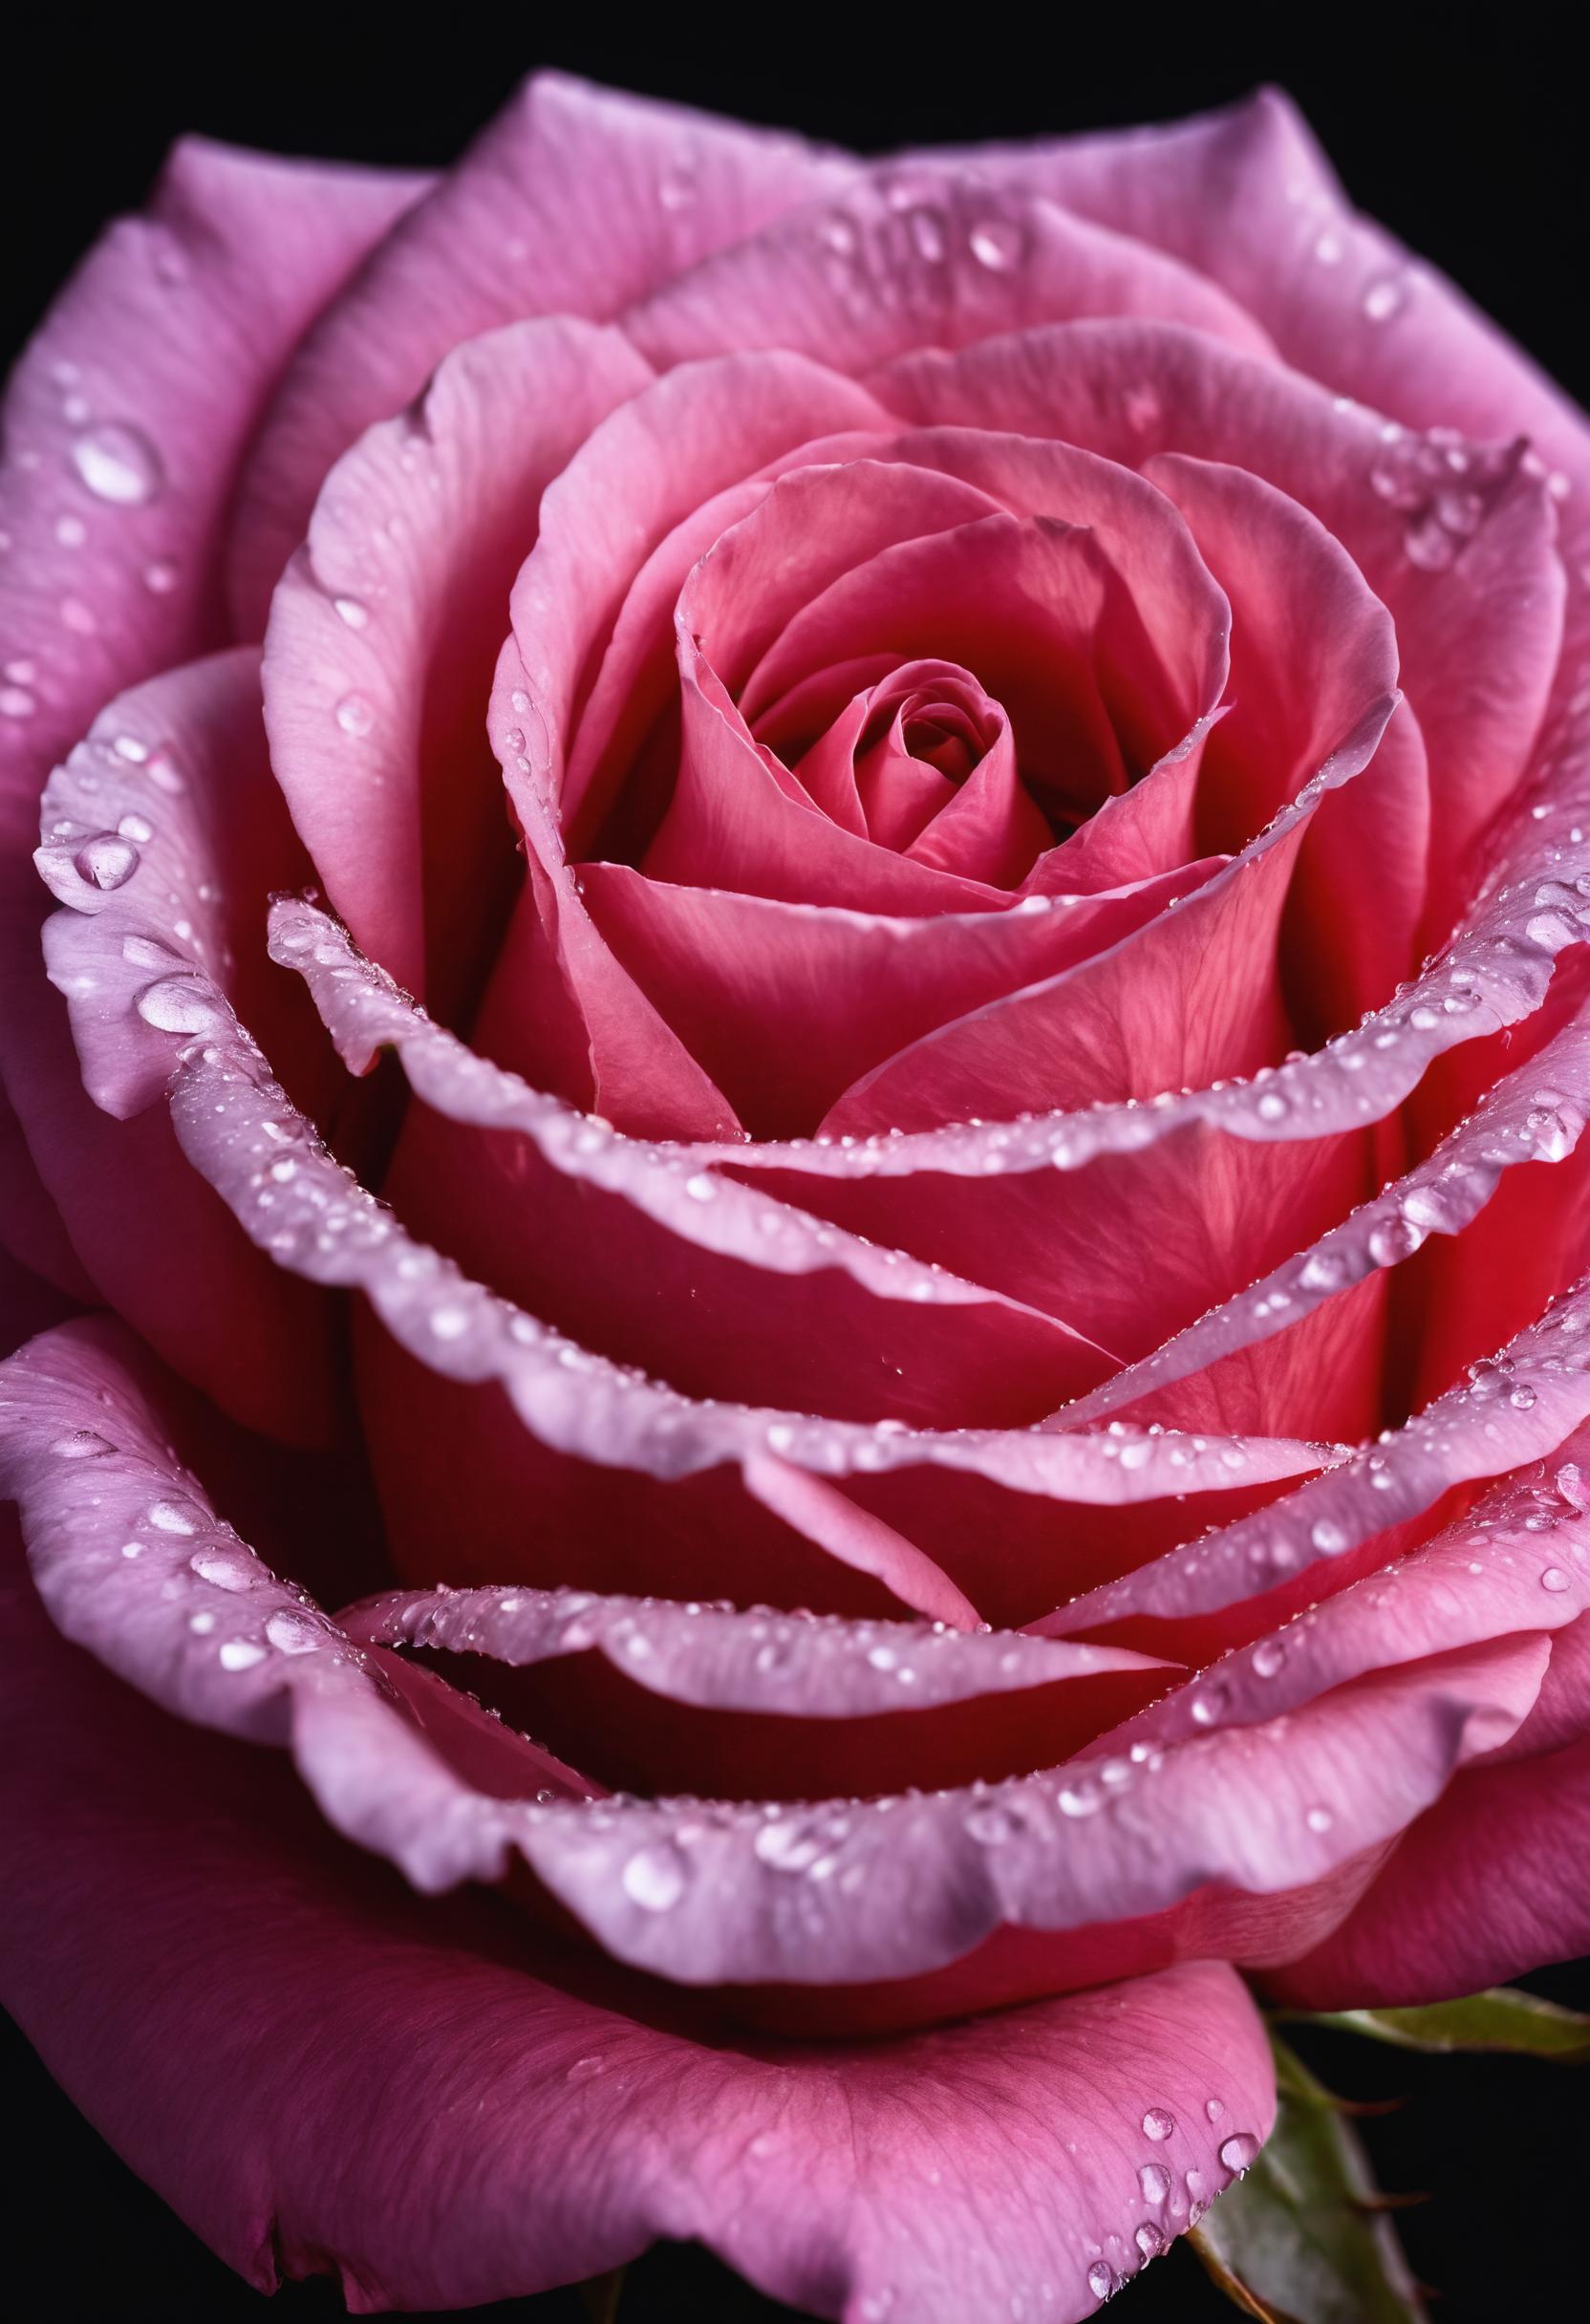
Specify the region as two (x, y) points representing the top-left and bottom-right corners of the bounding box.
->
(4, 74), (1590, 2319)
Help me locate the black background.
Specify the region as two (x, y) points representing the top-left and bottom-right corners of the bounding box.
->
(5, 13), (1588, 2321)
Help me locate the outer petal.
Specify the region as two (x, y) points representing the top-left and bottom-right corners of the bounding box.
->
(228, 73), (858, 632)
(919, 89), (1590, 484)
(0, 137), (428, 1256)
(26, 651), (336, 1441)
(625, 166), (1279, 375)
(1269, 1725), (1590, 2009)
(0, 1548), (1275, 2322)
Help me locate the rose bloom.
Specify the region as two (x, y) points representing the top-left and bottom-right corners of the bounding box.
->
(4, 72), (1590, 2320)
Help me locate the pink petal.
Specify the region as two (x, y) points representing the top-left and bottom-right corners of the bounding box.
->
(878, 318), (1564, 931)
(482, 353), (889, 1132)
(0, 137), (428, 1271)
(1051, 1014), (1590, 1435)
(227, 72), (856, 632)
(627, 164), (1278, 375)
(276, 898), (1105, 1433)
(1147, 451), (1429, 1026)
(823, 691), (1391, 1137)
(0, 1317), (1537, 2019)
(0, 1545), (1276, 2320)
(152, 986), (1321, 1623)
(27, 651), (335, 1442)
(262, 317), (652, 1005)
(344, 1580), (1170, 1802)
(917, 88), (1590, 484)
(580, 857), (1217, 1139)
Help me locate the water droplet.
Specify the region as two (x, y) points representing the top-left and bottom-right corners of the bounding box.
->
(71, 421), (164, 505)
(1252, 1637), (1286, 1679)
(1218, 2133), (1260, 2175)
(50, 1426), (113, 1458)
(1542, 1566), (1573, 1592)
(1087, 2261), (1115, 2301)
(1205, 2098), (1224, 2121)
(1310, 1518), (1349, 1555)
(1305, 1805), (1334, 1833)
(1363, 277), (1406, 322)
(147, 1498), (199, 1535)
(965, 1801), (1017, 1845)
(1138, 2163), (1171, 2204)
(118, 811), (154, 843)
(968, 217), (1024, 270)
(333, 596), (369, 629)
(334, 692), (376, 738)
(143, 557), (179, 594)
(219, 1639), (267, 1671)
(622, 1842), (688, 1911)
(1058, 1778), (1103, 1818)
(136, 976), (226, 1035)
(1142, 2108), (1175, 2141)
(684, 1173), (717, 1200)
(566, 2055), (606, 2084)
(73, 832), (139, 890)
(1256, 1089), (1289, 1122)
(0, 684), (37, 720)
(1133, 2224), (1165, 2261)
(1367, 1215), (1426, 1267)
(265, 1607), (323, 1654)
(190, 1549), (253, 1592)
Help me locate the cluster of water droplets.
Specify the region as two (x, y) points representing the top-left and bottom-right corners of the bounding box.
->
(368, 1579), (1111, 1714)
(1368, 421), (1536, 572)
(32, 1409), (341, 1678)
(808, 171), (1033, 334)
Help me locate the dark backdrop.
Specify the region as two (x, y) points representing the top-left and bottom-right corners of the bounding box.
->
(4, 13), (1586, 2322)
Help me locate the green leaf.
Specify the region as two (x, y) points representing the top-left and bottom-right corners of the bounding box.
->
(1190, 2034), (1426, 2324)
(578, 2268), (626, 2323)
(1300, 1986), (1590, 2059)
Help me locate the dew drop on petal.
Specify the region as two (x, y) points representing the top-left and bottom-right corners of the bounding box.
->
(71, 421), (164, 505)
(334, 692), (376, 738)
(265, 1608), (323, 1654)
(1219, 2133), (1260, 2175)
(219, 1638), (268, 1671)
(147, 1497), (199, 1535)
(136, 976), (226, 1035)
(1138, 2163), (1171, 2204)
(621, 1842), (688, 1911)
(50, 1428), (113, 1458)
(1142, 2108), (1175, 2141)
(73, 833), (139, 890)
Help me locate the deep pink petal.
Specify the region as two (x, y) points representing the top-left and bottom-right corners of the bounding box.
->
(276, 898), (1107, 1433)
(878, 319), (1564, 930)
(262, 318), (652, 1005)
(580, 857), (1217, 1139)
